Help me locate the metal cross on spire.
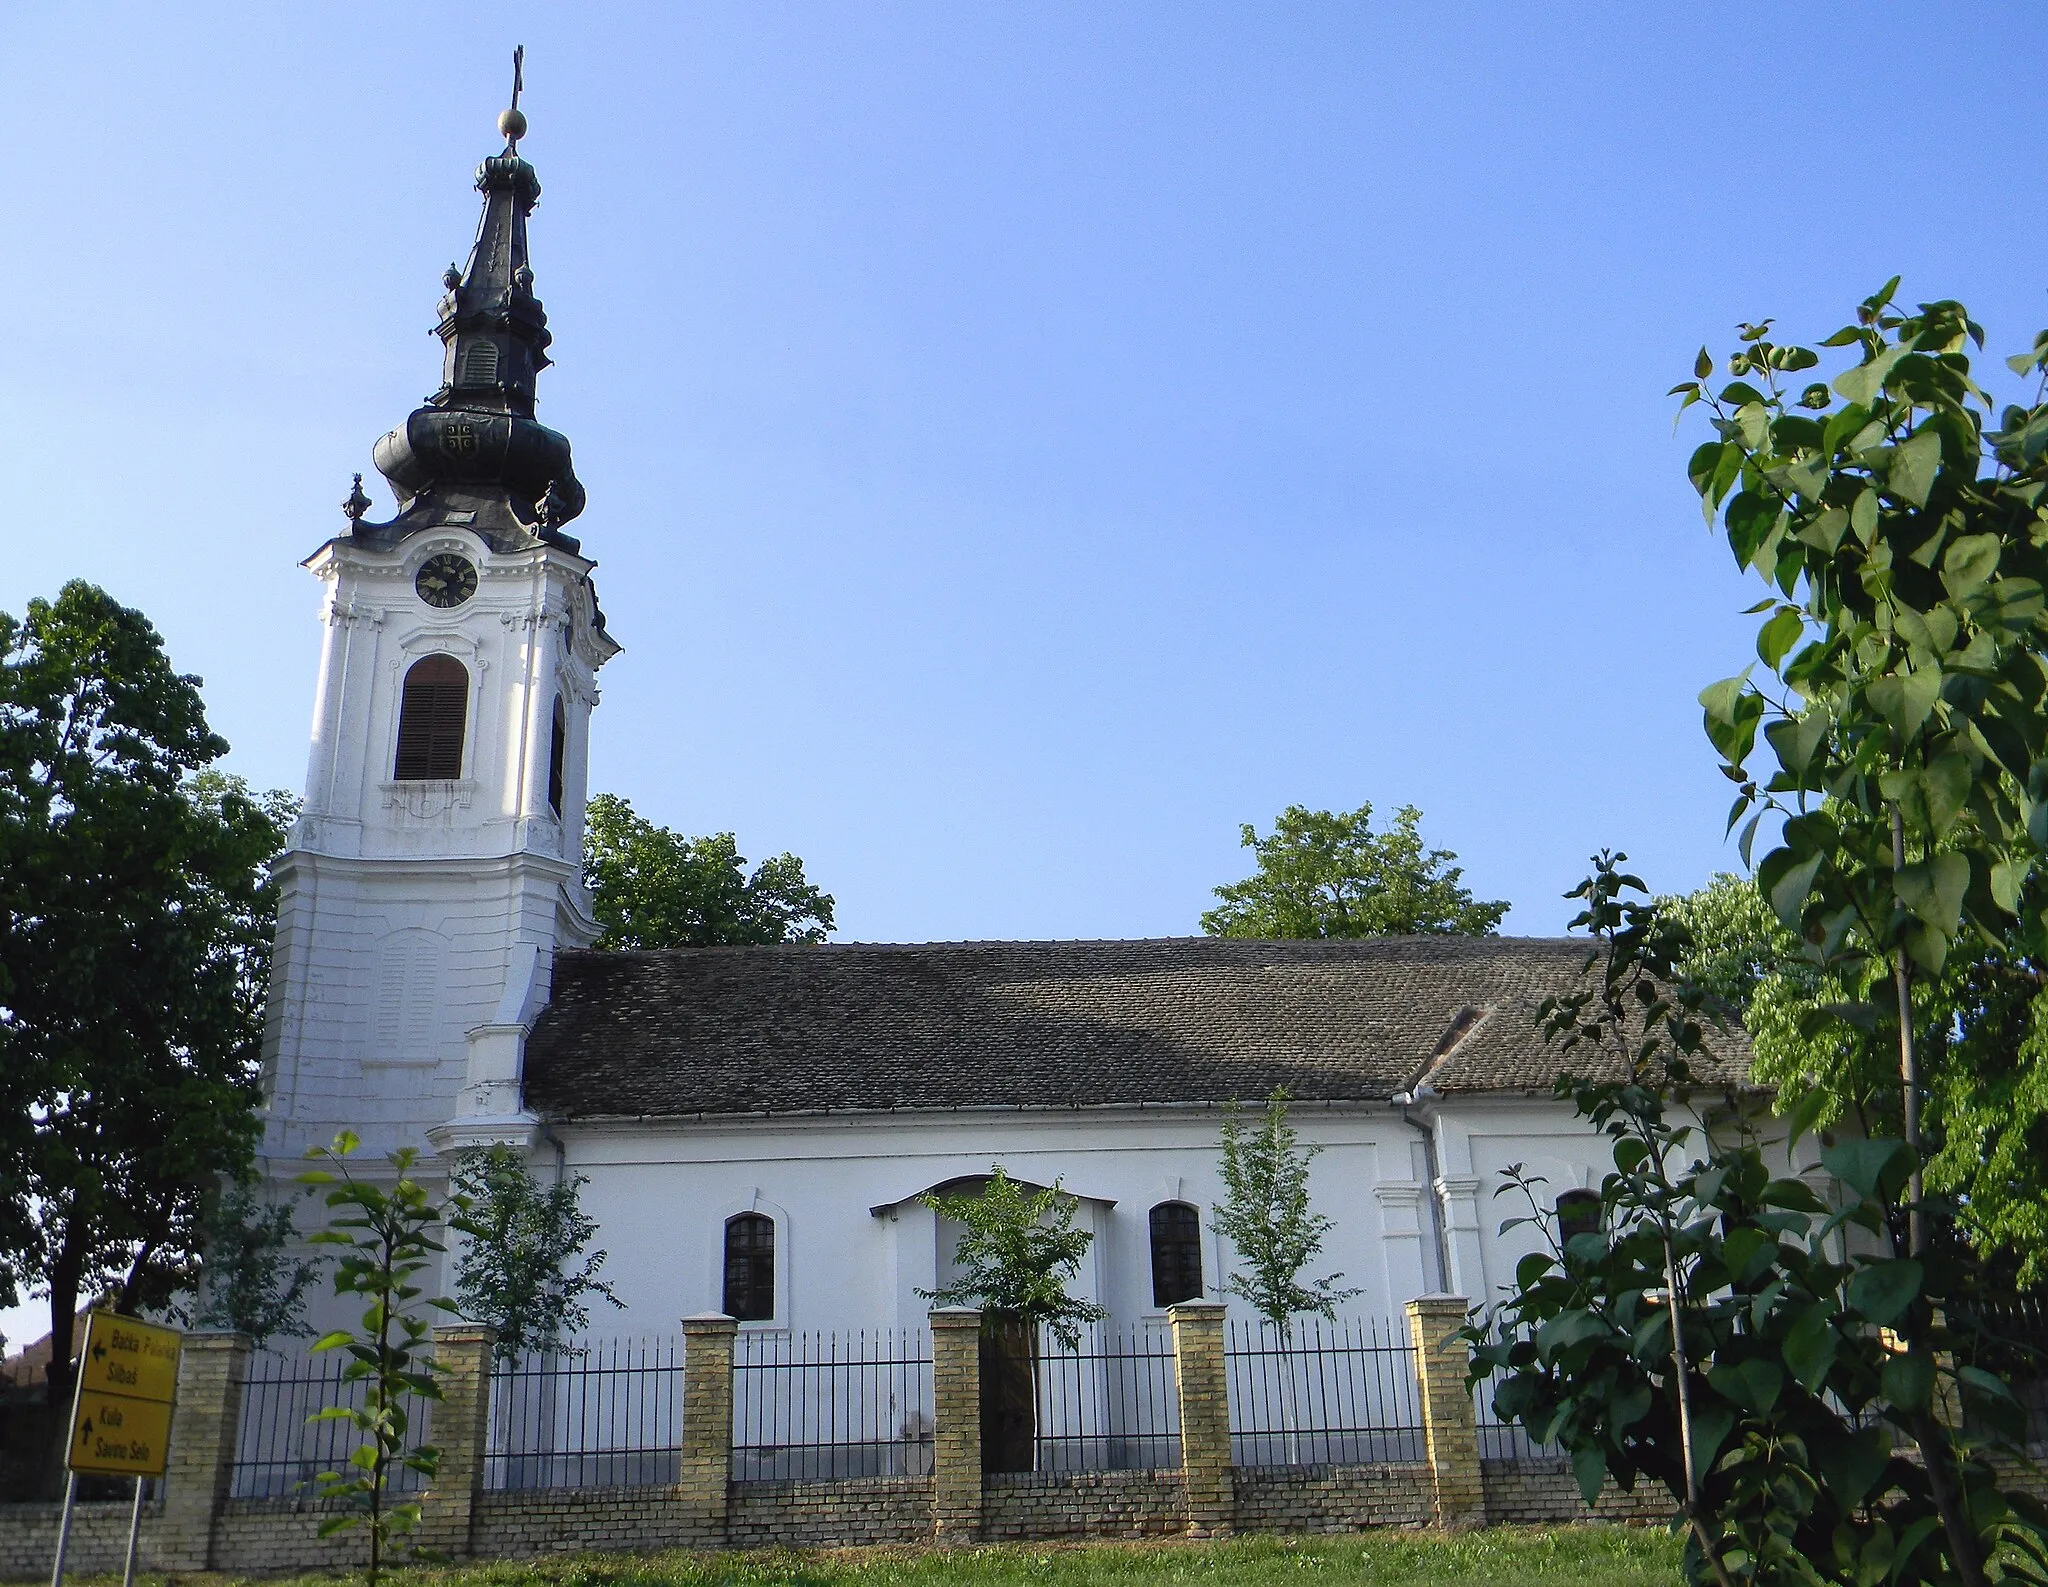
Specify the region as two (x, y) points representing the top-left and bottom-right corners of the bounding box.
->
(499, 45), (528, 150)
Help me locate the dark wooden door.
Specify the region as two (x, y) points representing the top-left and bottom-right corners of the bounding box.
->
(979, 1316), (1037, 1473)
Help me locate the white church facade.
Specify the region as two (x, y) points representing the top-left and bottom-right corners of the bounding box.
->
(254, 103), (1731, 1344)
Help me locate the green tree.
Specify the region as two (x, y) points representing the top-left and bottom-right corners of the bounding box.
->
(1665, 873), (2048, 1286)
(450, 1145), (621, 1364)
(1468, 857), (2048, 1587)
(1200, 803), (1507, 939)
(299, 1132), (464, 1587)
(1213, 1088), (1359, 1335)
(0, 583), (293, 1428)
(582, 792), (834, 949)
(1474, 285), (2048, 1587)
(1679, 285), (2048, 1268)
(193, 1183), (322, 1348)
(916, 1168), (1108, 1349)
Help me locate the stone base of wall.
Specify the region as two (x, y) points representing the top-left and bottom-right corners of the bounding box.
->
(983, 1469), (1187, 1539)
(731, 1478), (933, 1548)
(0, 1499), (160, 1581)
(474, 1486), (723, 1557)
(1233, 1463), (1434, 1532)
(1481, 1459), (1671, 1527)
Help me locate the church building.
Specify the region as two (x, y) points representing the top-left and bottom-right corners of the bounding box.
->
(255, 99), (1698, 1342)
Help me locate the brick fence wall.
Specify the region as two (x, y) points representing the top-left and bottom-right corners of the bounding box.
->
(38, 1298), (2032, 1574)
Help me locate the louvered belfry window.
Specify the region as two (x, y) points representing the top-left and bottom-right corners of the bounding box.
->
(394, 654), (469, 780)
(463, 341), (500, 386)
(1149, 1202), (1204, 1308)
(723, 1213), (775, 1322)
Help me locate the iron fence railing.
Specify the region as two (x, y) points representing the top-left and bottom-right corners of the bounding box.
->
(486, 1336), (682, 1491)
(1954, 1297), (2048, 1447)
(231, 1347), (434, 1499)
(1029, 1322), (1180, 1472)
(1226, 1315), (1423, 1466)
(732, 1327), (933, 1481)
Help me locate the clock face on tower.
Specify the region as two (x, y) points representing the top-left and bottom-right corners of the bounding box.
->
(415, 553), (478, 609)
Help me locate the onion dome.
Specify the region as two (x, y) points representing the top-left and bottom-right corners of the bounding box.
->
(357, 62), (587, 553)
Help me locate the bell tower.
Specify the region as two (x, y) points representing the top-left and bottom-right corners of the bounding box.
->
(260, 77), (620, 1169)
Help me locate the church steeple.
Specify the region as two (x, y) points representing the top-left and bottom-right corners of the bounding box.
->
(365, 50), (588, 550)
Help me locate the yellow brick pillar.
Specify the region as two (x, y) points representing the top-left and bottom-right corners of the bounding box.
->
(156, 1330), (251, 1572)
(929, 1307), (984, 1544)
(678, 1313), (737, 1539)
(420, 1323), (497, 1558)
(1406, 1296), (1484, 1528)
(1168, 1301), (1233, 1537)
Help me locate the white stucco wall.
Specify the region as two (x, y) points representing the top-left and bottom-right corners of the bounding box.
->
(515, 1097), (1601, 1338)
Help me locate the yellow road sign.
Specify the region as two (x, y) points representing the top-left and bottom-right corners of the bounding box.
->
(75, 1314), (180, 1405)
(68, 1389), (174, 1477)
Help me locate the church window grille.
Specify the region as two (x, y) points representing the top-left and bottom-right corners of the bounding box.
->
(462, 341), (500, 385)
(547, 697), (566, 817)
(1555, 1188), (1602, 1246)
(723, 1212), (775, 1322)
(394, 654), (468, 780)
(1149, 1201), (1204, 1308)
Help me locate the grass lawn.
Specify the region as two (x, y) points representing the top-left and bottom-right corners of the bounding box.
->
(34, 1526), (1680, 1587)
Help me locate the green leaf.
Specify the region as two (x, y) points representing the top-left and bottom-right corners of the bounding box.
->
(1846, 1258), (1923, 1326)
(1866, 668), (1942, 741)
(1991, 855), (2030, 913)
(1809, 1425), (1890, 1509)
(1707, 1356), (1785, 1414)
(1821, 1138), (1914, 1201)
(1894, 852), (1969, 936)
(1882, 1349), (1935, 1412)
(1571, 1443), (1608, 1505)
(1942, 533), (2002, 599)
(1889, 430), (1942, 508)
(1687, 1404), (1737, 1469)
(1920, 753), (1971, 836)
(1834, 344), (1905, 407)
(1851, 487), (1880, 544)
(1782, 1304), (1838, 1391)
(1765, 850), (1825, 930)
(1757, 608), (1804, 670)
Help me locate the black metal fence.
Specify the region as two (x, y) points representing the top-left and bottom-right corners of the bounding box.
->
(231, 1348), (434, 1499)
(1030, 1322), (1179, 1472)
(486, 1337), (682, 1491)
(1226, 1315), (1423, 1466)
(733, 1327), (933, 1481)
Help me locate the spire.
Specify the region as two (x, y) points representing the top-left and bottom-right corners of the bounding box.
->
(364, 49), (587, 550)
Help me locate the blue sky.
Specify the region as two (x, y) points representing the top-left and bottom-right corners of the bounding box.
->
(5, 2), (2047, 954)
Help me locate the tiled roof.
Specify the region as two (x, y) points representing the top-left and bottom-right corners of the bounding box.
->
(522, 935), (1749, 1122)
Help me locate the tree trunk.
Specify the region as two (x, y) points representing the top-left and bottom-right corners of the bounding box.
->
(39, 1227), (87, 1499)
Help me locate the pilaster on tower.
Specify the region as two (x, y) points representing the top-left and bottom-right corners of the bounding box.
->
(258, 84), (621, 1174)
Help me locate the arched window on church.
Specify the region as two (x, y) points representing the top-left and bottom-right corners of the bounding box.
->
(547, 696), (566, 817)
(1555, 1188), (1602, 1246)
(462, 341), (500, 386)
(393, 654), (469, 780)
(1149, 1201), (1204, 1308)
(723, 1213), (775, 1322)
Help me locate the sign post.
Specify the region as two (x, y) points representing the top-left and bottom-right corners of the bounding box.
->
(50, 1314), (183, 1587)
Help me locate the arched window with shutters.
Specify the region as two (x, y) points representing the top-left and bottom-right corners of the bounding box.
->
(723, 1212), (776, 1322)
(393, 654), (469, 780)
(547, 696), (566, 817)
(1149, 1201), (1204, 1308)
